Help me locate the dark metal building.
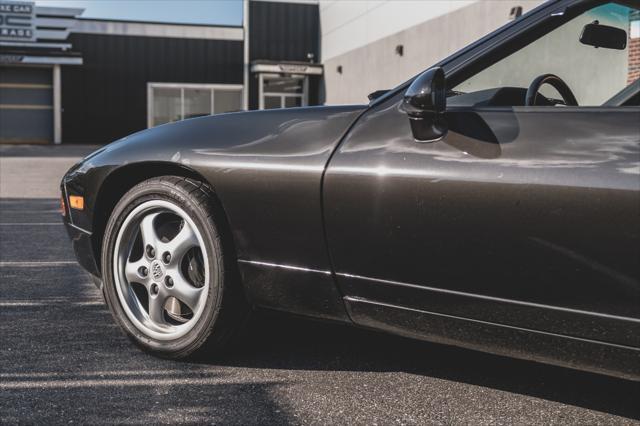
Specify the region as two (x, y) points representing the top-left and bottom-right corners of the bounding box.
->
(248, 0), (321, 110)
(0, 0), (322, 144)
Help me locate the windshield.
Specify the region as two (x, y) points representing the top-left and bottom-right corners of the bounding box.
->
(451, 2), (639, 106)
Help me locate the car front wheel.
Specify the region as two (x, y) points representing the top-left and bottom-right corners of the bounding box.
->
(101, 176), (246, 358)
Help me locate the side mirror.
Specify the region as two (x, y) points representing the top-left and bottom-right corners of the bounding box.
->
(580, 21), (627, 50)
(401, 67), (447, 142)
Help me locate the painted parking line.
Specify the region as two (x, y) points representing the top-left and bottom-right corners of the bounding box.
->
(0, 369), (221, 379)
(0, 261), (78, 267)
(0, 223), (63, 226)
(0, 376), (257, 390)
(0, 201), (60, 205)
(0, 300), (103, 307)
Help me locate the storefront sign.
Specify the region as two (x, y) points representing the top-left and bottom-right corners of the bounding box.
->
(279, 64), (308, 73)
(0, 53), (23, 63)
(0, 1), (35, 42)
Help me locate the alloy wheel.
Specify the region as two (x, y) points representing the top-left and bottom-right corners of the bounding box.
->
(113, 200), (210, 340)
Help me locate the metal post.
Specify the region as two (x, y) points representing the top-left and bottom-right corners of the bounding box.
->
(53, 64), (62, 144)
(147, 84), (153, 128)
(243, 0), (250, 110)
(258, 73), (264, 110)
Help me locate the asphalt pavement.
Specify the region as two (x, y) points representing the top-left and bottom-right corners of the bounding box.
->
(1, 145), (639, 425)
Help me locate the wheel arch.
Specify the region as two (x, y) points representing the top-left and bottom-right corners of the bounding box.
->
(91, 162), (234, 276)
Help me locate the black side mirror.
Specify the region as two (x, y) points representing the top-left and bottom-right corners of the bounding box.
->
(401, 67), (447, 142)
(580, 21), (627, 50)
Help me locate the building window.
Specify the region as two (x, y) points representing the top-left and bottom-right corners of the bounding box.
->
(258, 74), (308, 110)
(147, 83), (243, 128)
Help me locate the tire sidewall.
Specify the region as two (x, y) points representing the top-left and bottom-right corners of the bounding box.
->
(101, 179), (224, 356)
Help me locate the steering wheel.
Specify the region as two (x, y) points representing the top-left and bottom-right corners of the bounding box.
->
(525, 74), (578, 106)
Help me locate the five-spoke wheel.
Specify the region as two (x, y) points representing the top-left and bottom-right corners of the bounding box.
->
(114, 200), (209, 340)
(102, 177), (246, 358)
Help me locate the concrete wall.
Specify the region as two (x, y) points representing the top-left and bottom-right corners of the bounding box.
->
(319, 0), (474, 61)
(320, 0), (545, 105)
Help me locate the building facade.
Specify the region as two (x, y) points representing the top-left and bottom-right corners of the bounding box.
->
(2, 0), (639, 144)
(0, 0), (321, 144)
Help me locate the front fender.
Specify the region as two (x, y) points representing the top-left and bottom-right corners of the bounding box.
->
(62, 105), (366, 320)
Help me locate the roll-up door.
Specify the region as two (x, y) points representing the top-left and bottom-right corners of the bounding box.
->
(0, 66), (53, 144)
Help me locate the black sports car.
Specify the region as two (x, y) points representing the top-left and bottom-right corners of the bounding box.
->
(62, 0), (640, 380)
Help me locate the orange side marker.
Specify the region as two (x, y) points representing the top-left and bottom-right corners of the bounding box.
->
(69, 195), (84, 211)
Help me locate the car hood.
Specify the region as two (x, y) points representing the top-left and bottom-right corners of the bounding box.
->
(86, 105), (366, 169)
(62, 105), (367, 233)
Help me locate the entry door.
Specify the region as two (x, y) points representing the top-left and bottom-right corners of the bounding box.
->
(259, 74), (307, 109)
(0, 66), (53, 143)
(324, 103), (640, 347)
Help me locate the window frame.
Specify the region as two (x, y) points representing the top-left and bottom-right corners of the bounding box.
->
(147, 82), (244, 128)
(257, 73), (309, 110)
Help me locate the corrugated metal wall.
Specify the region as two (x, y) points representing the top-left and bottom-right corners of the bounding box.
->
(61, 33), (243, 144)
(248, 1), (320, 110)
(249, 1), (319, 62)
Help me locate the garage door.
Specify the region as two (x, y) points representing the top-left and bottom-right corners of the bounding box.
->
(0, 66), (53, 144)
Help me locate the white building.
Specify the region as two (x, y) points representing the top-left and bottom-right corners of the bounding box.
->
(319, 0), (546, 104)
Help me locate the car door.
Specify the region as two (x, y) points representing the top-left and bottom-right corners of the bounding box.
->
(323, 0), (640, 347)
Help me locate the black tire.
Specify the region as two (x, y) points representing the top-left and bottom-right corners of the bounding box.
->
(101, 176), (247, 359)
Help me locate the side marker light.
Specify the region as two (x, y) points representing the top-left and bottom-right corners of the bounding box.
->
(69, 195), (84, 211)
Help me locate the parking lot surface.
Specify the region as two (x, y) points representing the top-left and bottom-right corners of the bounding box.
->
(1, 146), (639, 424)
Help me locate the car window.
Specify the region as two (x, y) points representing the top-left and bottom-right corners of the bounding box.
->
(450, 2), (640, 107)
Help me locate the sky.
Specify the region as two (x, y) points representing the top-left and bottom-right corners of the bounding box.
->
(34, 0), (243, 26)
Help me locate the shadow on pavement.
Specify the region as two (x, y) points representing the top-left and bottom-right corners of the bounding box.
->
(2, 373), (289, 424)
(217, 310), (640, 420)
(0, 282), (292, 424)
